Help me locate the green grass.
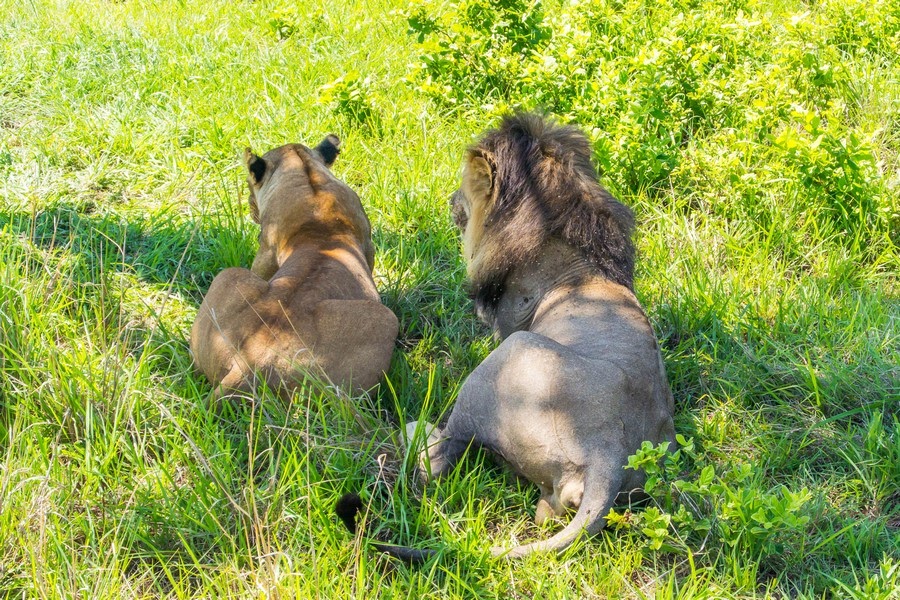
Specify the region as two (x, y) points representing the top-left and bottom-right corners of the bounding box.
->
(0, 0), (898, 597)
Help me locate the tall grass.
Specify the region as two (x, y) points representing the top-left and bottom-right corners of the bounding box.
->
(0, 0), (897, 597)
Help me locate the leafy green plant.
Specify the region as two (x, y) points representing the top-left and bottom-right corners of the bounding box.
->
(774, 105), (882, 245)
(268, 8), (300, 41)
(318, 71), (383, 132)
(403, 0), (551, 108)
(609, 437), (815, 569)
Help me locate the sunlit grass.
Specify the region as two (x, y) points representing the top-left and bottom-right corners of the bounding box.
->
(0, 0), (897, 597)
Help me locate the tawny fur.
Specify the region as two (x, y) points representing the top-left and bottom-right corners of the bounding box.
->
(190, 137), (398, 400)
(410, 114), (676, 558)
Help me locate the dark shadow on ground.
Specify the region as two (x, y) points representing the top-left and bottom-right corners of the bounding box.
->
(0, 203), (256, 304)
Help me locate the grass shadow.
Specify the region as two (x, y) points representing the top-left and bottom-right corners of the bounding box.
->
(0, 202), (256, 301)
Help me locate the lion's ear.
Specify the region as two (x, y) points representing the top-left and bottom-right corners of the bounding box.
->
(315, 134), (341, 168)
(467, 152), (494, 202)
(244, 148), (267, 184)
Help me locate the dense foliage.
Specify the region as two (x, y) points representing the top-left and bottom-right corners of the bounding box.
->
(404, 0), (897, 244)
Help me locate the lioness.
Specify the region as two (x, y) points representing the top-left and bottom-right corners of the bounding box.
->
(408, 114), (677, 557)
(190, 136), (399, 400)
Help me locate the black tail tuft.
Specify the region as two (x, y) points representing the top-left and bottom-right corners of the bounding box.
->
(334, 492), (439, 564)
(335, 493), (363, 534)
(315, 134), (341, 167)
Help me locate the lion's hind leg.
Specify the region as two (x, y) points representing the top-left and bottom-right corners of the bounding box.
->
(191, 267), (268, 387)
(405, 420), (472, 480)
(311, 299), (399, 391)
(535, 487), (568, 525)
(206, 366), (255, 408)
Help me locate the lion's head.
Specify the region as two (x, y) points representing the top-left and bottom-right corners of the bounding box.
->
(451, 113), (636, 321)
(243, 135), (375, 278)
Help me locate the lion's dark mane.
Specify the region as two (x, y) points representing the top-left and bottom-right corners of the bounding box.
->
(468, 113), (636, 319)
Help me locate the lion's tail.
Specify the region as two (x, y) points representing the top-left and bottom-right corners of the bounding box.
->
(492, 466), (623, 559)
(335, 493), (437, 564)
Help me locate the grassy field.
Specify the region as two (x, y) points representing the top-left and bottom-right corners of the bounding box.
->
(0, 0), (898, 597)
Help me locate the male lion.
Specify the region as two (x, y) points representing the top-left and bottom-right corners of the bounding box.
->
(190, 136), (399, 400)
(408, 114), (677, 558)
